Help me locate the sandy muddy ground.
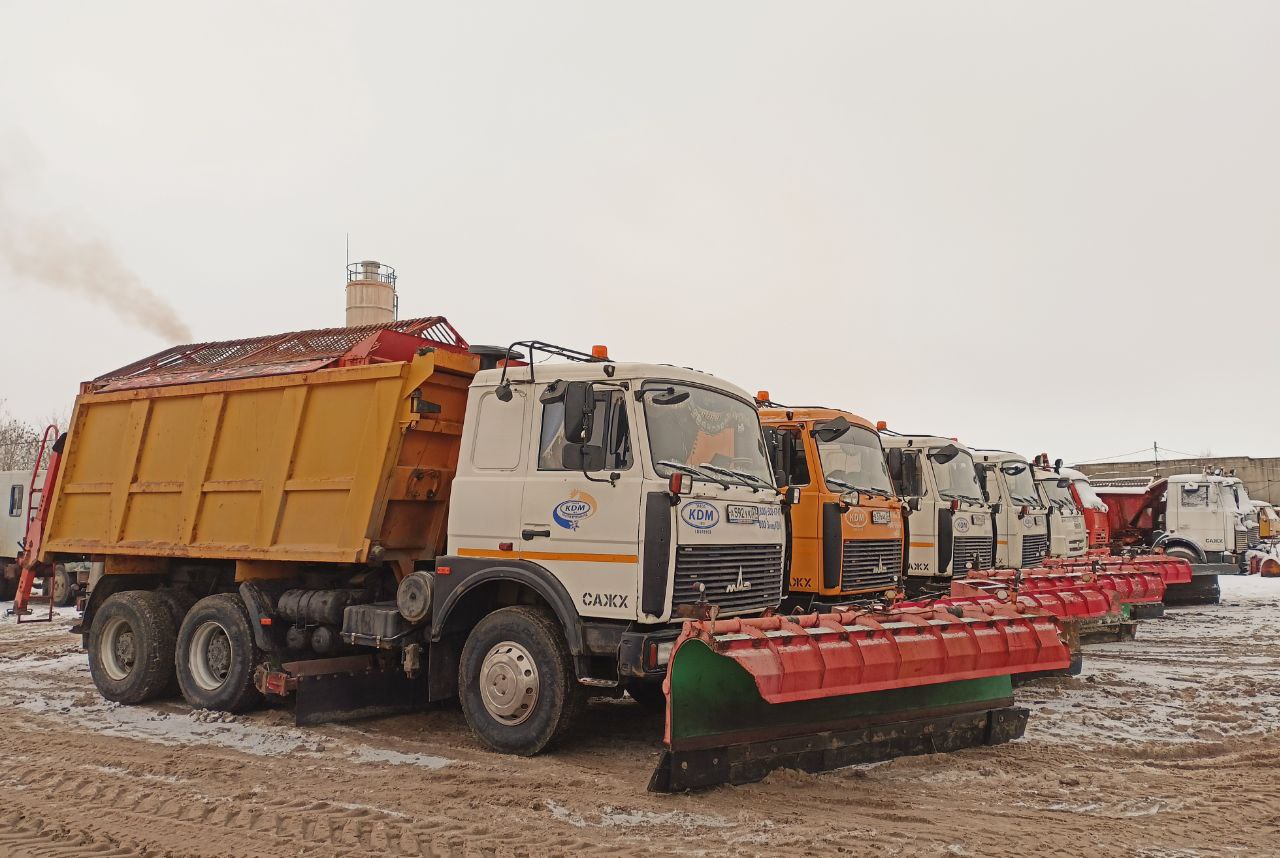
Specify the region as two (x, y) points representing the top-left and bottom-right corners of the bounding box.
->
(2, 576), (1279, 857)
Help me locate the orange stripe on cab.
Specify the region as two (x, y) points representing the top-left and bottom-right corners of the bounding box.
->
(457, 547), (639, 564)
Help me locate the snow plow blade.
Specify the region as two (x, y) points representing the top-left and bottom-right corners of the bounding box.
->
(649, 605), (1068, 792)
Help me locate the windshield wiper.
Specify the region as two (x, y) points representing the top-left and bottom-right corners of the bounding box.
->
(698, 463), (770, 492)
(855, 485), (893, 499)
(826, 476), (859, 494)
(658, 460), (729, 489)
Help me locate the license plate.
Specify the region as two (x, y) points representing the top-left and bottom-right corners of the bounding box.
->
(727, 504), (759, 524)
(871, 509), (891, 525)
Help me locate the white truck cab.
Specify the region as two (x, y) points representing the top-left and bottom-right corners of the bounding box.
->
(2, 469), (35, 600)
(1033, 466), (1088, 558)
(1160, 474), (1258, 560)
(882, 434), (994, 592)
(441, 360), (787, 682)
(973, 451), (1051, 569)
(1093, 473), (1258, 567)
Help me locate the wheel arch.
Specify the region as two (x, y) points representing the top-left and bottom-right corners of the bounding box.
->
(432, 560), (584, 656)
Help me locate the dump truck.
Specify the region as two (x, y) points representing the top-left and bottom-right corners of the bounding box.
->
(756, 400), (905, 608)
(15, 318), (1069, 791)
(1090, 473), (1257, 604)
(972, 450), (1052, 570)
(881, 432), (995, 594)
(1030, 459), (1088, 559)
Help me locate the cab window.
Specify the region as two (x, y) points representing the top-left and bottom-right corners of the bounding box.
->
(539, 390), (632, 471)
(1180, 484), (1209, 508)
(8, 484), (21, 517)
(763, 427), (810, 486)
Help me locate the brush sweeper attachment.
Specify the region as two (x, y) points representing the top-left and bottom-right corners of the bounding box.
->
(649, 603), (1069, 791)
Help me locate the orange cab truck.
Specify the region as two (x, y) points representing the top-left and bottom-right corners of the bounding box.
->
(756, 400), (906, 609)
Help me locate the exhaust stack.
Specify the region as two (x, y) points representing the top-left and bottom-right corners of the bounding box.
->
(345, 260), (397, 326)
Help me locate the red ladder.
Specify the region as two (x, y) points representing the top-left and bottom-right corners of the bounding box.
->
(11, 425), (61, 624)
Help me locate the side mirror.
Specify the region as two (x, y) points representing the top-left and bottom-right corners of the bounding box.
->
(773, 469), (787, 488)
(562, 381), (596, 444)
(990, 502), (1002, 514)
(906, 496), (921, 513)
(1018, 504), (1029, 518)
(1053, 458), (1063, 473)
(811, 416), (851, 443)
(668, 472), (692, 496)
(930, 443), (959, 465)
(785, 486), (802, 505)
(562, 443), (605, 472)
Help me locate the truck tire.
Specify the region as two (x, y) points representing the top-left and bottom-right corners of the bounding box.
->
(1163, 546), (1198, 563)
(51, 565), (76, 607)
(175, 593), (263, 713)
(88, 590), (177, 704)
(458, 606), (587, 756)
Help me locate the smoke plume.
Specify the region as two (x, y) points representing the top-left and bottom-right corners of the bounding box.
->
(0, 222), (192, 342)
(0, 146), (192, 343)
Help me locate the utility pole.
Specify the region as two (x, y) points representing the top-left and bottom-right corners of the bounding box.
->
(1153, 442), (1159, 477)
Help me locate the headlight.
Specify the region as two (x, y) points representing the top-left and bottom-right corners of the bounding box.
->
(656, 641), (675, 666)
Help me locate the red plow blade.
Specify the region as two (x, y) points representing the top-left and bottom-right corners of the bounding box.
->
(652, 604), (1069, 791)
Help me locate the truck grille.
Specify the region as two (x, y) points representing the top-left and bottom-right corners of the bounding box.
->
(1021, 534), (1049, 566)
(1236, 527), (1259, 551)
(952, 536), (993, 578)
(672, 543), (784, 617)
(841, 539), (902, 592)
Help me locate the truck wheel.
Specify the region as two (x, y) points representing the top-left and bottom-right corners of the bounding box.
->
(1164, 547), (1198, 562)
(88, 591), (177, 704)
(458, 606), (586, 755)
(175, 594), (263, 713)
(51, 565), (76, 607)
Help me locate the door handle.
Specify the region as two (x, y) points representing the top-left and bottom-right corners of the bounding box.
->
(522, 528), (551, 540)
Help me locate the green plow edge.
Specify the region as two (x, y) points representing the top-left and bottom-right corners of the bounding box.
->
(668, 638), (1015, 747)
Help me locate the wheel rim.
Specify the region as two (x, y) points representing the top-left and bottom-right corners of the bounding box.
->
(99, 616), (136, 681)
(188, 620), (233, 692)
(479, 641), (539, 726)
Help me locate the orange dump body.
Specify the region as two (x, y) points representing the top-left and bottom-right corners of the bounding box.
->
(759, 408), (904, 602)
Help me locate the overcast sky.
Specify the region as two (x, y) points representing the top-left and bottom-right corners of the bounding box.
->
(2, 2), (1276, 464)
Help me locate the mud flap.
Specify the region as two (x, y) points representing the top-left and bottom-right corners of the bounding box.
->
(650, 704), (1029, 792)
(287, 656), (429, 726)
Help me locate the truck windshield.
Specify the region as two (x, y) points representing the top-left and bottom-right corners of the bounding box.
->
(1038, 478), (1078, 512)
(644, 383), (773, 487)
(1230, 483), (1255, 518)
(815, 424), (893, 495)
(930, 450), (983, 502)
(1072, 478), (1108, 511)
(1002, 463), (1040, 506)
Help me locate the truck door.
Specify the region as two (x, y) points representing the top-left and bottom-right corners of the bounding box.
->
(519, 383), (643, 620)
(764, 426), (817, 593)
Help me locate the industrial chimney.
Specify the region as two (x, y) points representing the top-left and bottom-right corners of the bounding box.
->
(345, 261), (398, 326)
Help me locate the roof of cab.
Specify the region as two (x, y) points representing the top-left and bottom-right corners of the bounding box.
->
(757, 406), (875, 429)
(471, 361), (758, 404)
(880, 433), (974, 452)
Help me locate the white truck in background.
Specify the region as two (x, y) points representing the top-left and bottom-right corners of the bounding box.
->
(973, 451), (1051, 569)
(882, 433), (995, 594)
(1032, 462), (1088, 559)
(2, 468), (83, 607)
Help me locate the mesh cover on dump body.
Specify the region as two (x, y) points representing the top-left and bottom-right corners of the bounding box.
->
(85, 317), (469, 393)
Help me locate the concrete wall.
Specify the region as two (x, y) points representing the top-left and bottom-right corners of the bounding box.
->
(1075, 457), (1280, 505)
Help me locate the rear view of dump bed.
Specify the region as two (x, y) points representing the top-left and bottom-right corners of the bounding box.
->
(40, 319), (478, 568)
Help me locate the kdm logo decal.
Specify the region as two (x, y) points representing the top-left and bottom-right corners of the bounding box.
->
(553, 491), (597, 530)
(681, 501), (720, 530)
